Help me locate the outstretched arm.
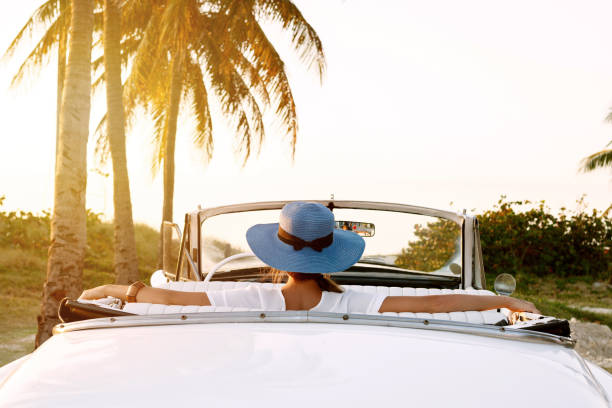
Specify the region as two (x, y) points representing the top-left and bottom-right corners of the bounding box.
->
(79, 284), (211, 306)
(378, 294), (540, 314)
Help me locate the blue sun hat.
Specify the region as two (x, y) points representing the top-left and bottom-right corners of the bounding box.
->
(246, 202), (365, 273)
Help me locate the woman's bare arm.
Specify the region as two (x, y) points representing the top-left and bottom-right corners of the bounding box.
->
(79, 284), (211, 306)
(379, 294), (540, 314)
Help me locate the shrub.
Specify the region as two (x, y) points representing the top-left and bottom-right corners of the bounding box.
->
(0, 197), (159, 281)
(395, 219), (459, 271)
(0, 196), (50, 252)
(479, 197), (611, 279)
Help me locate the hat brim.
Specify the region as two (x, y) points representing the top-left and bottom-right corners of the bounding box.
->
(246, 223), (365, 273)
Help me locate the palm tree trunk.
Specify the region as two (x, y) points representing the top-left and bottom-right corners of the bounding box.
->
(36, 0), (94, 347)
(104, 0), (139, 284)
(159, 55), (182, 266)
(55, 0), (67, 176)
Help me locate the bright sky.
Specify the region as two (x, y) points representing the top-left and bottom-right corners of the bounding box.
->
(1, 0), (611, 228)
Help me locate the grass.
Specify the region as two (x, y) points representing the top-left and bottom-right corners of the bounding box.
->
(485, 271), (612, 330)
(528, 299), (612, 328)
(0, 247), (45, 365)
(0, 222), (158, 366)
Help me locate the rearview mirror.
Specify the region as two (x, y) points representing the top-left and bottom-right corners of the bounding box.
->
(335, 221), (375, 237)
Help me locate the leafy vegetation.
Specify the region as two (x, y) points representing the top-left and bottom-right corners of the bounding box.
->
(399, 197), (611, 281)
(479, 197), (611, 280)
(2, 197), (611, 365)
(395, 219), (459, 272)
(0, 203), (158, 365)
(395, 197), (612, 330)
(4, 0), (327, 343)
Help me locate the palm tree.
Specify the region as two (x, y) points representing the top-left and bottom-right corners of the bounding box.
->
(580, 139), (612, 217)
(581, 111), (612, 175)
(56, 0), (68, 168)
(5, 0), (142, 284)
(580, 113), (612, 284)
(580, 111), (612, 217)
(102, 0), (139, 284)
(36, 0), (95, 346)
(114, 0), (325, 248)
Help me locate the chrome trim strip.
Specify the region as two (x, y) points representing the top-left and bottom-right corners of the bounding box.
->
(53, 311), (575, 348)
(572, 350), (611, 405)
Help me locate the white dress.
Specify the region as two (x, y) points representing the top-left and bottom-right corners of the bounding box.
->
(207, 286), (386, 314)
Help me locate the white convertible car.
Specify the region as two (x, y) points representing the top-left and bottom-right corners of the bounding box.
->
(1, 200), (611, 407)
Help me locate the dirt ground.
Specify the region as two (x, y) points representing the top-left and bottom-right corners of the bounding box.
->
(570, 319), (612, 371)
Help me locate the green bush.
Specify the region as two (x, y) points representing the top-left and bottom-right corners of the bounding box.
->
(395, 219), (459, 271)
(0, 196), (159, 282)
(479, 197), (611, 279)
(0, 196), (50, 252)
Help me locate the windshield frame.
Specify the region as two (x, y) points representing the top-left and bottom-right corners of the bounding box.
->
(180, 200), (474, 288)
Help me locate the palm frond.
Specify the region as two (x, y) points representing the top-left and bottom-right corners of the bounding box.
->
(93, 9), (105, 36)
(126, 7), (164, 95)
(230, 65), (266, 161)
(185, 60), (213, 159)
(91, 33), (138, 81)
(200, 30), (265, 162)
(210, 78), (255, 161)
(90, 9), (106, 49)
(580, 147), (612, 172)
(195, 10), (271, 107)
(202, 8), (298, 157)
(91, 71), (106, 95)
(158, 0), (189, 51)
(150, 95), (168, 175)
(10, 16), (63, 86)
(254, 0), (326, 80)
(120, 0), (154, 36)
(241, 20), (298, 156)
(93, 113), (110, 167)
(2, 0), (62, 61)
(210, 17), (272, 107)
(232, 50), (271, 106)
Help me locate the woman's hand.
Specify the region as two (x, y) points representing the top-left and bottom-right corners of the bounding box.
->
(504, 297), (541, 314)
(78, 285), (108, 301)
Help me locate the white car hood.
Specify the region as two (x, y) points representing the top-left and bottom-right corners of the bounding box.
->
(0, 322), (609, 407)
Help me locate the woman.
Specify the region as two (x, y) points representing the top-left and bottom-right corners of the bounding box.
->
(80, 202), (540, 314)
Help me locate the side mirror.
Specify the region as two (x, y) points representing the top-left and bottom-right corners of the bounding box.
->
(150, 270), (169, 287)
(494, 273), (516, 296)
(449, 263), (462, 275)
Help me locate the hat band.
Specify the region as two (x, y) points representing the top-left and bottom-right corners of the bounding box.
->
(277, 227), (333, 252)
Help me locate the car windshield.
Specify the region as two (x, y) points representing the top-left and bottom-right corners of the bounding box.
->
(199, 208), (462, 287)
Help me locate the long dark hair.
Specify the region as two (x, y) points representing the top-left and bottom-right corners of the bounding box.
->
(269, 268), (344, 293)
